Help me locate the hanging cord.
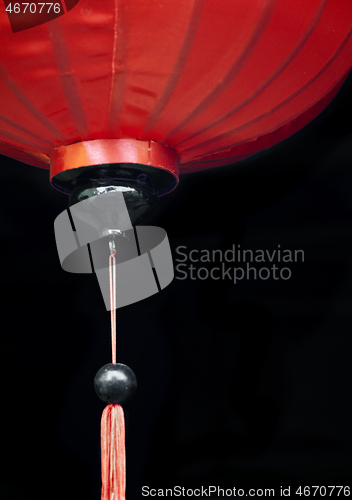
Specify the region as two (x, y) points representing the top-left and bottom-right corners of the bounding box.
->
(100, 240), (126, 500)
(109, 241), (117, 363)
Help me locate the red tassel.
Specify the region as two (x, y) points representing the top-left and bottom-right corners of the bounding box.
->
(101, 404), (126, 500)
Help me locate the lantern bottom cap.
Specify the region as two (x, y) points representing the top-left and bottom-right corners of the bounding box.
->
(50, 139), (180, 196)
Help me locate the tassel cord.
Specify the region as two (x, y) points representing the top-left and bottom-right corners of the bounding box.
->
(109, 246), (117, 364)
(99, 242), (126, 500)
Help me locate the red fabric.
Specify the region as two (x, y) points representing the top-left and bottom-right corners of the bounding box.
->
(0, 0), (352, 179)
(101, 404), (126, 500)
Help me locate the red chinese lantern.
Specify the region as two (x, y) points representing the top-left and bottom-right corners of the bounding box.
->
(1, 0), (352, 194)
(1, 1), (352, 499)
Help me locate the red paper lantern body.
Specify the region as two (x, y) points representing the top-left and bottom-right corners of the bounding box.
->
(0, 0), (352, 193)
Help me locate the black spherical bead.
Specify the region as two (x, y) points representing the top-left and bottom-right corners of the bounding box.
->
(94, 363), (137, 404)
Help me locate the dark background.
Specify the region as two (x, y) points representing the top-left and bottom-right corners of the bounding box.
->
(0, 71), (352, 500)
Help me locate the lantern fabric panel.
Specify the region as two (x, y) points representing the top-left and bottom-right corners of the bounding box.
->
(0, 0), (352, 177)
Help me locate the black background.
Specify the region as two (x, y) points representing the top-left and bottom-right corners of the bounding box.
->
(0, 71), (352, 500)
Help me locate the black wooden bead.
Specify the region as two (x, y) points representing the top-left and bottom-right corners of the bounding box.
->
(94, 363), (137, 404)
